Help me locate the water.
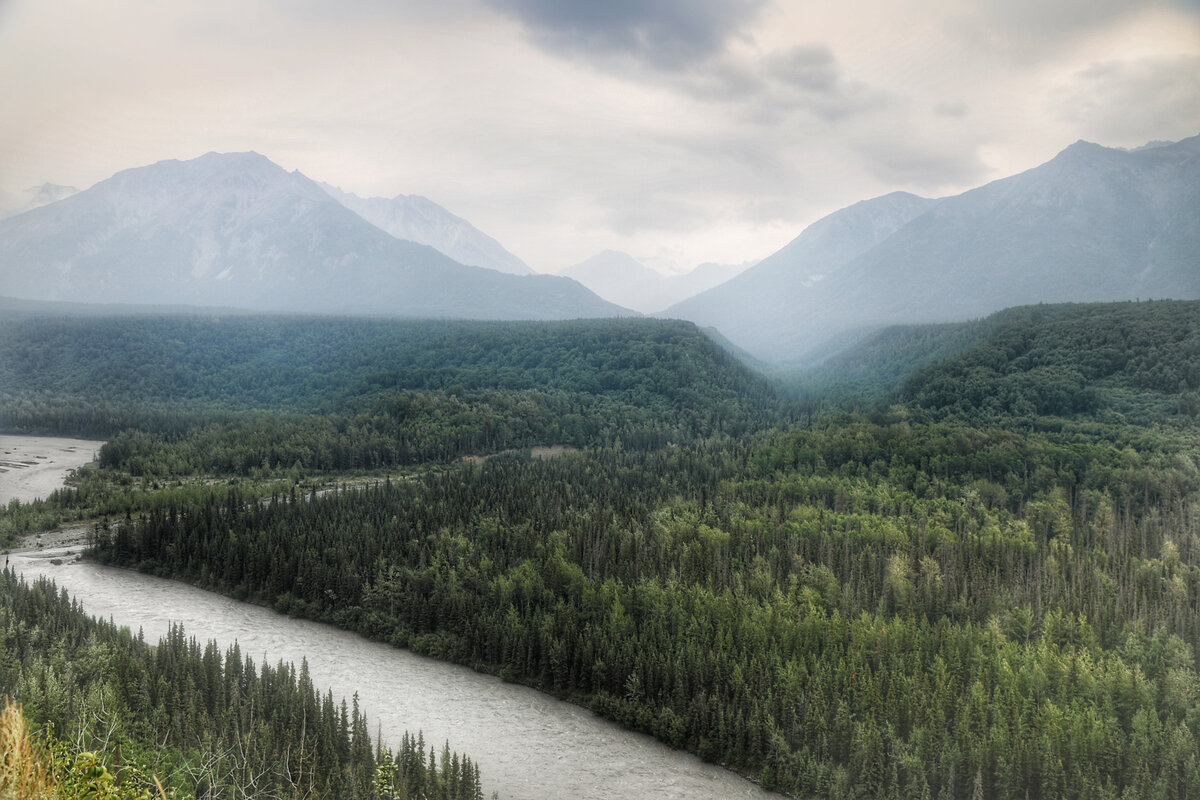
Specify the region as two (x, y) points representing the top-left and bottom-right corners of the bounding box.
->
(11, 549), (778, 800)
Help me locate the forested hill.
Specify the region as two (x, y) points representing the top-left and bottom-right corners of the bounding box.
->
(791, 300), (1200, 420)
(900, 300), (1200, 422)
(0, 315), (771, 411)
(791, 320), (993, 402)
(0, 315), (784, 470)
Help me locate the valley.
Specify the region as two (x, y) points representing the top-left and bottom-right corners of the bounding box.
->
(0, 301), (1197, 799)
(3, 0), (1197, 795)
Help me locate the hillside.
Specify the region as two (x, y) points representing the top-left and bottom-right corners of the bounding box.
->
(0, 315), (773, 412)
(793, 300), (1200, 423)
(0, 315), (783, 475)
(791, 318), (993, 401)
(901, 300), (1200, 422)
(663, 191), (936, 357)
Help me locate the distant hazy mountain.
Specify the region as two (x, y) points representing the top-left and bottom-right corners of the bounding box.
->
(561, 250), (752, 313)
(667, 136), (1200, 363)
(0, 152), (628, 320)
(664, 191), (936, 356)
(319, 183), (534, 275)
(0, 183), (80, 219)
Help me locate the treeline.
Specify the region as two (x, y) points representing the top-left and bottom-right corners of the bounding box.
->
(0, 571), (485, 800)
(89, 387), (717, 479)
(91, 421), (1200, 799)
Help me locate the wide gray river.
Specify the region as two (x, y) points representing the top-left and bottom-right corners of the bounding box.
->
(11, 547), (778, 800)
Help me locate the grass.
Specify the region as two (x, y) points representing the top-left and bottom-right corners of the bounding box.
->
(0, 699), (170, 800)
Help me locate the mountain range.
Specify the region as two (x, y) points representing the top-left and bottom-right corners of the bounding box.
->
(318, 183), (534, 275)
(0, 183), (80, 219)
(667, 136), (1200, 363)
(0, 137), (1195, 356)
(0, 152), (626, 320)
(558, 251), (752, 313)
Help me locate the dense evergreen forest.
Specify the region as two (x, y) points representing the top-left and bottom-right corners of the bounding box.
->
(3, 300), (1199, 798)
(799, 300), (1200, 420)
(0, 315), (781, 474)
(0, 571), (484, 799)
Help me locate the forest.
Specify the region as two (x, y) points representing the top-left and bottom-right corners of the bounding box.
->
(0, 570), (484, 799)
(2, 299), (1199, 799)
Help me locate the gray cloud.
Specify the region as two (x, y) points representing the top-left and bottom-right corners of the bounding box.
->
(933, 100), (968, 118)
(668, 44), (890, 126)
(599, 192), (714, 236)
(852, 135), (989, 189)
(950, 0), (1163, 58)
(984, 0), (1139, 35)
(763, 44), (840, 93)
(482, 0), (766, 69)
(1055, 55), (1200, 142)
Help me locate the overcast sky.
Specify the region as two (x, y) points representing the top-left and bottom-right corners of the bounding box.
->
(1, 0), (1197, 274)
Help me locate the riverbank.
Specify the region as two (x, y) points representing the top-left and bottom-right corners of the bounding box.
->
(8, 523), (90, 559)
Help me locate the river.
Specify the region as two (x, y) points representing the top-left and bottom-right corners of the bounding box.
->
(9, 495), (778, 800)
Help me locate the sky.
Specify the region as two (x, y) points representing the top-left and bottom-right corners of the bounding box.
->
(0, 0), (1198, 275)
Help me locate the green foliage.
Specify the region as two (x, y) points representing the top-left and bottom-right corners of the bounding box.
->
(789, 319), (995, 402)
(902, 300), (1200, 423)
(91, 418), (1200, 799)
(0, 315), (783, 480)
(0, 314), (779, 435)
(10, 298), (1200, 798)
(0, 572), (484, 800)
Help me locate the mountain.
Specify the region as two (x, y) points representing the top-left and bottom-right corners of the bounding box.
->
(0, 183), (79, 219)
(0, 152), (628, 319)
(560, 251), (665, 312)
(663, 191), (937, 357)
(667, 136), (1200, 364)
(319, 183), (534, 275)
(672, 260), (755, 299)
(561, 250), (752, 313)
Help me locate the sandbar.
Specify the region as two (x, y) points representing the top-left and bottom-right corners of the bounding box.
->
(0, 435), (106, 505)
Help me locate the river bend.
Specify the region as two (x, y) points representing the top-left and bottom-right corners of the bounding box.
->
(11, 549), (777, 800)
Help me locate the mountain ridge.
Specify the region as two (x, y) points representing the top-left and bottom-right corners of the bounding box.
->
(319, 182), (534, 275)
(666, 136), (1200, 363)
(0, 152), (629, 320)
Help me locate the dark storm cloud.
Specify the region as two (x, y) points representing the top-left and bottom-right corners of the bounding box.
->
(482, 0), (767, 68)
